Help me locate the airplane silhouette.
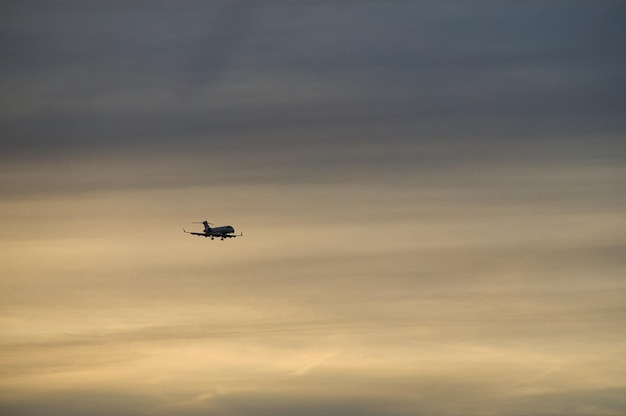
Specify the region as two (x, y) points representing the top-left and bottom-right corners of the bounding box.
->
(184, 220), (242, 240)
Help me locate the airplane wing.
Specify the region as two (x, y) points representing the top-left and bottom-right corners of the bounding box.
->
(225, 232), (244, 238)
(183, 229), (207, 237)
(183, 229), (243, 239)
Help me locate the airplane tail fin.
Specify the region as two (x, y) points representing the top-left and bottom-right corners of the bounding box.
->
(192, 221), (213, 234)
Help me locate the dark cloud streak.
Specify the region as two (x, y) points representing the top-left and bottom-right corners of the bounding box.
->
(2, 1), (625, 162)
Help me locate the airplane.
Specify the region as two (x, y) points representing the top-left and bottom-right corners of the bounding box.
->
(183, 220), (243, 240)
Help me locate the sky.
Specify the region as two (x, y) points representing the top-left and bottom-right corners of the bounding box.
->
(1, 1), (625, 415)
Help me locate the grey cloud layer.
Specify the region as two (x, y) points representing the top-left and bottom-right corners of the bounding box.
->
(2, 1), (625, 161)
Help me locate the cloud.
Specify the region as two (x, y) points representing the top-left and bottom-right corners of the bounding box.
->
(0, 391), (159, 416)
(3, 371), (625, 416)
(2, 1), (625, 161)
(1, 2), (625, 415)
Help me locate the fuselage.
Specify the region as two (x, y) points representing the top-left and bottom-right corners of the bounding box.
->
(207, 225), (235, 236)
